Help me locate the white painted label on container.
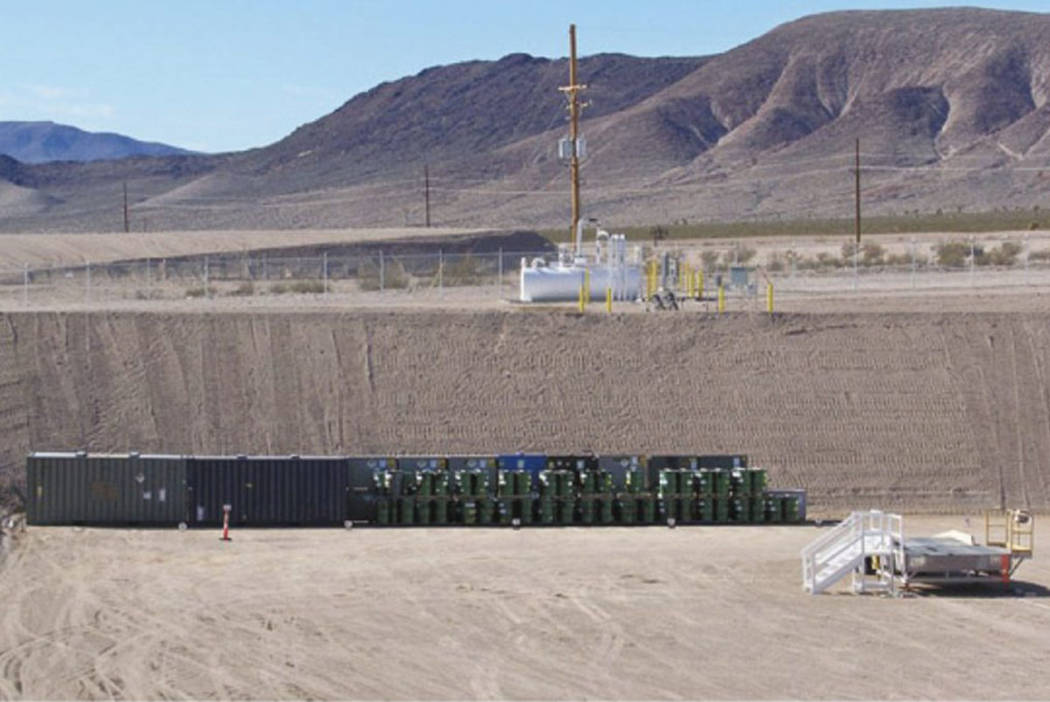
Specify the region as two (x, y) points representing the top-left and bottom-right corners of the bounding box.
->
(196, 505), (205, 521)
(143, 490), (152, 500)
(135, 472), (145, 484)
(158, 488), (166, 502)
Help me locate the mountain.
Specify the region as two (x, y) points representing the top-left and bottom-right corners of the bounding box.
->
(0, 121), (196, 164)
(1, 8), (1049, 232)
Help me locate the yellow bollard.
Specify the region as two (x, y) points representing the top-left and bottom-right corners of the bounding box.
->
(584, 268), (591, 304)
(605, 286), (612, 313)
(578, 282), (585, 313)
(696, 271), (704, 300)
(767, 281), (774, 315)
(717, 284), (725, 315)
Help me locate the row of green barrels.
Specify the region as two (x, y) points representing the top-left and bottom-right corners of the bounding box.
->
(374, 493), (802, 526)
(378, 467), (768, 499)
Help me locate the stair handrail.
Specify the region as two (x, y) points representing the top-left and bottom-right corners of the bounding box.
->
(802, 511), (902, 593)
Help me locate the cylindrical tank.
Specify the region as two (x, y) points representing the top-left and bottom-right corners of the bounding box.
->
(520, 262), (642, 302)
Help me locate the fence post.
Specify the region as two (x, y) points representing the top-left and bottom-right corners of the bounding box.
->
(910, 237), (916, 290)
(23, 263), (28, 307)
(204, 256), (210, 298)
(263, 254), (268, 281)
(969, 236), (975, 288)
(323, 252), (329, 294)
(1024, 234), (1030, 286)
(146, 257), (152, 291)
(853, 243), (858, 293)
(379, 250), (385, 292)
(498, 247), (503, 296)
(438, 250), (443, 291)
(86, 261), (91, 301)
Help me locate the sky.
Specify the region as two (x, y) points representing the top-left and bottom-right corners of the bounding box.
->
(1, 0), (1047, 153)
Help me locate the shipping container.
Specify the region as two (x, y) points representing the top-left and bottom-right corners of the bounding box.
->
(697, 454), (748, 469)
(26, 452), (187, 526)
(186, 456), (347, 527)
(546, 454), (598, 472)
(597, 455), (645, 492)
(348, 457), (394, 522)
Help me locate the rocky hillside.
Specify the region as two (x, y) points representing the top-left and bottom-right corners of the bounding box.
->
(0, 8), (1048, 231)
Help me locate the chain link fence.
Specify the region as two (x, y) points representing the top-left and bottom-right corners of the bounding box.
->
(2, 232), (1049, 308)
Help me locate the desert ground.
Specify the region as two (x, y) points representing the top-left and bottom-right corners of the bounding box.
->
(3, 227), (1050, 700)
(1, 518), (1048, 700)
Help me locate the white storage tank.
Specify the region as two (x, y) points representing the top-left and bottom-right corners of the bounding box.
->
(520, 227), (642, 303)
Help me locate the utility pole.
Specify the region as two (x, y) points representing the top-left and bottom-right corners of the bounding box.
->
(853, 138), (861, 292)
(559, 24), (587, 253)
(424, 164), (431, 228)
(123, 181), (130, 233)
(854, 138), (861, 245)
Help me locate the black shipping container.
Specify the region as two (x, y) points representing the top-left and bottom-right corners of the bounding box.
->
(26, 452), (187, 526)
(186, 456), (348, 527)
(546, 455), (598, 471)
(697, 454), (749, 469)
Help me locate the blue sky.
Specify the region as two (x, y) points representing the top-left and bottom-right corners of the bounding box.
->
(2, 0), (1047, 153)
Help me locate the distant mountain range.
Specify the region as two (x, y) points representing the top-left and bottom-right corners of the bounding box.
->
(1, 7), (1049, 232)
(0, 121), (195, 164)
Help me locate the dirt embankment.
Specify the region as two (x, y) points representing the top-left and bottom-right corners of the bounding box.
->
(2, 309), (1050, 513)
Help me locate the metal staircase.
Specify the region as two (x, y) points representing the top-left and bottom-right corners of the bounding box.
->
(801, 510), (903, 595)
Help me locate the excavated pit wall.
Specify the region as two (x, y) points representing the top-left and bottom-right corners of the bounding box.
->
(2, 309), (1049, 513)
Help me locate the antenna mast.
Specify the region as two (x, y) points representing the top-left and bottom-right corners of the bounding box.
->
(559, 24), (587, 253)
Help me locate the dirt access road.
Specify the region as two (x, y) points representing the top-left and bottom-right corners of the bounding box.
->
(1, 518), (1047, 700)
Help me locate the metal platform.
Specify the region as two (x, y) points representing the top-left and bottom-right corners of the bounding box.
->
(802, 509), (1034, 595)
(901, 537), (1014, 586)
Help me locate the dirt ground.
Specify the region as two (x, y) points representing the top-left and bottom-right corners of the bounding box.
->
(0, 227), (482, 270)
(1, 517), (1047, 700)
(4, 227), (1050, 700)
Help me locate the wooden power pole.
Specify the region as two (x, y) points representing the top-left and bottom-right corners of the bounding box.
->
(424, 164), (431, 228)
(559, 24), (587, 252)
(854, 138), (861, 245)
(123, 181), (130, 233)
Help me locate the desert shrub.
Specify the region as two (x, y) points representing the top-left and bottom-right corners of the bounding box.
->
(290, 280), (326, 294)
(976, 241), (1022, 266)
(443, 254), (486, 286)
(269, 283), (289, 295)
(227, 281), (255, 297)
(358, 259), (409, 291)
(767, 253), (786, 272)
(1029, 221), (1040, 230)
(650, 225), (669, 246)
(700, 251), (720, 270)
(185, 286), (216, 298)
(1029, 248), (1050, 262)
(934, 241), (970, 267)
(815, 252), (841, 268)
(861, 243), (886, 266)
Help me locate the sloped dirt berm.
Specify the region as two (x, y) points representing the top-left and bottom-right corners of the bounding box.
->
(2, 309), (1049, 513)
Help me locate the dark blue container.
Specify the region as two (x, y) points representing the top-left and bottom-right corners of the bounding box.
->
(498, 453), (547, 492)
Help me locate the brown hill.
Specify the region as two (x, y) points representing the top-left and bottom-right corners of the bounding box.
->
(1, 8), (1049, 232)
